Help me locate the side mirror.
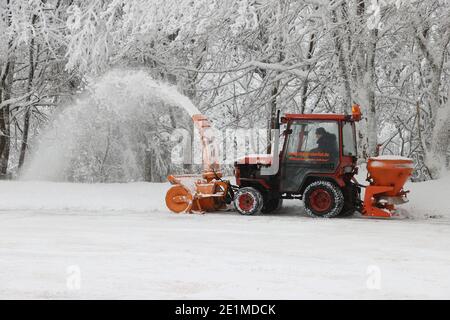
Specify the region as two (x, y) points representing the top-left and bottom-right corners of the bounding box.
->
(283, 129), (293, 135)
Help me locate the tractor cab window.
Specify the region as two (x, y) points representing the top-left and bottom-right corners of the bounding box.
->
(342, 121), (357, 156)
(285, 120), (339, 167)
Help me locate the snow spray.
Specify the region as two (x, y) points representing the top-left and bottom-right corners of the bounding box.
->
(21, 69), (201, 182)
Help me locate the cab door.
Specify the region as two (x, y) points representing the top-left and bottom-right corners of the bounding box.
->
(280, 120), (340, 193)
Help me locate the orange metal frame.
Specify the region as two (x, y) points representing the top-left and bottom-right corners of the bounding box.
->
(363, 185), (394, 218)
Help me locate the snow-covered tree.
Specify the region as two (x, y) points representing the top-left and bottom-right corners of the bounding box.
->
(1, 0), (448, 181)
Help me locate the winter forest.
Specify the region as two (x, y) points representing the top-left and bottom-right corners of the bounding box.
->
(0, 0), (449, 183)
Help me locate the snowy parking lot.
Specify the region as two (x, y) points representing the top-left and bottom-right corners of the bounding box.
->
(1, 178), (450, 299)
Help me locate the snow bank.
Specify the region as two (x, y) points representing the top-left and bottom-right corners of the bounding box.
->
(0, 181), (169, 212)
(0, 173), (449, 219)
(403, 173), (450, 219)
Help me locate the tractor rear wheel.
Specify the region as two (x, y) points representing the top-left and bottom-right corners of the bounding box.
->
(234, 187), (264, 215)
(303, 180), (344, 218)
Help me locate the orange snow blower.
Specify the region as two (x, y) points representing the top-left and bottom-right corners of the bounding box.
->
(165, 105), (414, 218)
(165, 115), (232, 213)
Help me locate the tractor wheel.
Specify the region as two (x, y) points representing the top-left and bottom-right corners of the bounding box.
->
(303, 180), (344, 218)
(234, 187), (264, 215)
(262, 198), (283, 213)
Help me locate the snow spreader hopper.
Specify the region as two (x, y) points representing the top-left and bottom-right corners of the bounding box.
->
(165, 105), (414, 218)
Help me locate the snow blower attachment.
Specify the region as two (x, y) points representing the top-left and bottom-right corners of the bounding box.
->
(165, 115), (232, 213)
(363, 156), (414, 217)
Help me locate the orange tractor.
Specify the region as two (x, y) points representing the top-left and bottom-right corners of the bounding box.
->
(165, 105), (414, 218)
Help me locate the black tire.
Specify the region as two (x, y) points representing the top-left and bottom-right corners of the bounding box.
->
(262, 198), (283, 213)
(340, 182), (361, 217)
(234, 187), (264, 215)
(303, 180), (344, 218)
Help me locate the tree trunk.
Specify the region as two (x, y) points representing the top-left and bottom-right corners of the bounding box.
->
(19, 14), (38, 169)
(331, 5), (352, 114)
(144, 149), (152, 182)
(415, 21), (450, 178)
(352, 0), (378, 159)
(267, 81), (279, 154)
(0, 60), (14, 176)
(299, 33), (316, 114)
(0, 0), (15, 177)
(426, 97), (450, 178)
(365, 28), (378, 157)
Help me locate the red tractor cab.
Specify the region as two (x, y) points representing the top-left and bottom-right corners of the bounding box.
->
(234, 105), (362, 217)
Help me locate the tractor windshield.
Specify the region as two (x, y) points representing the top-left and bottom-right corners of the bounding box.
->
(285, 120), (339, 165)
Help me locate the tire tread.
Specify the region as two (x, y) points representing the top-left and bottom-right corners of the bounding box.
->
(303, 180), (344, 218)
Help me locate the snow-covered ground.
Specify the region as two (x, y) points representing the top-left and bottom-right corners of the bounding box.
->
(1, 175), (449, 299)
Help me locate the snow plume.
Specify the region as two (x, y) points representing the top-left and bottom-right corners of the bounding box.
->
(20, 69), (200, 182)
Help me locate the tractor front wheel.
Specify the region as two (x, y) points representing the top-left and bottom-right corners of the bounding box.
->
(234, 187), (264, 215)
(303, 181), (344, 218)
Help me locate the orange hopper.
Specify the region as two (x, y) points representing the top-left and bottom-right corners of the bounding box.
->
(363, 156), (414, 217)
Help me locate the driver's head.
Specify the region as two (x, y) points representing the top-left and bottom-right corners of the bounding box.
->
(315, 127), (326, 140)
